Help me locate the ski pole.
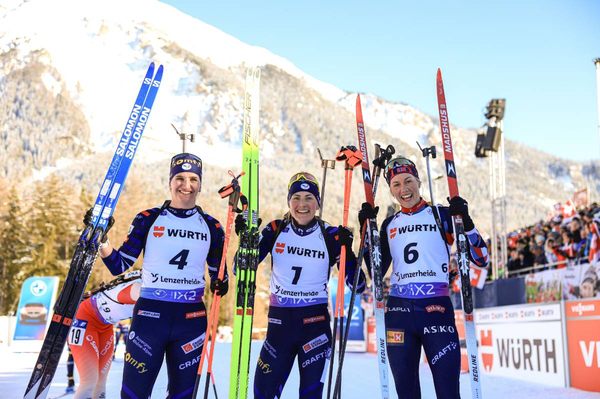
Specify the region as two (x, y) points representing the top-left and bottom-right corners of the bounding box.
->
(333, 142), (394, 399)
(317, 148), (336, 218)
(211, 372), (219, 399)
(416, 142), (437, 205)
(372, 144), (395, 200)
(193, 171), (246, 399)
(334, 95), (391, 399)
(325, 146), (362, 399)
(436, 68), (483, 399)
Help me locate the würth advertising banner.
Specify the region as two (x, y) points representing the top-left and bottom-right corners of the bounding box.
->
(475, 303), (567, 387)
(565, 298), (600, 392)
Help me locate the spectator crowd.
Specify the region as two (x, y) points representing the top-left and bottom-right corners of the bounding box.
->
(490, 203), (600, 277)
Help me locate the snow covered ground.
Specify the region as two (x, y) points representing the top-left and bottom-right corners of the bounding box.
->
(2, 341), (599, 398)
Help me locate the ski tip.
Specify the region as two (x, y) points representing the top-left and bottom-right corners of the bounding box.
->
(437, 68), (442, 78)
(356, 93), (361, 102)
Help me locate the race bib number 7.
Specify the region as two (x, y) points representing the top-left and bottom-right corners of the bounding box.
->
(68, 319), (88, 346)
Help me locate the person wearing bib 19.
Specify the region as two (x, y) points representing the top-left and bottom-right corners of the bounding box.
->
(359, 156), (488, 399)
(98, 153), (228, 399)
(240, 172), (366, 399)
(68, 271), (141, 399)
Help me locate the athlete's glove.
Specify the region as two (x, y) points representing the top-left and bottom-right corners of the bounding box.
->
(234, 214), (261, 236)
(448, 196), (474, 231)
(358, 202), (379, 229)
(83, 208), (94, 227)
(234, 214), (246, 236)
(210, 278), (229, 297)
(338, 226), (354, 248)
(83, 208), (114, 244)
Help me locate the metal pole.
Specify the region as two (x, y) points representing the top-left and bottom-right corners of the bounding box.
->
(489, 153), (498, 279)
(499, 120), (508, 271)
(317, 149), (335, 219)
(172, 124), (195, 153)
(417, 142), (437, 205)
(594, 59), (600, 157)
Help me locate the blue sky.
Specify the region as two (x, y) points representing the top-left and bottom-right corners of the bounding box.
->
(163, 0), (600, 162)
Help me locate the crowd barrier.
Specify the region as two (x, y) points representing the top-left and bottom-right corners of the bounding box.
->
(450, 262), (600, 310)
(452, 297), (599, 392)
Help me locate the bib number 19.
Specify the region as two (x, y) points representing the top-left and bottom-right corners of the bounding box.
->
(67, 320), (87, 346)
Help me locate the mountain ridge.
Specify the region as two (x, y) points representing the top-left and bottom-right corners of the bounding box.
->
(1, 0), (598, 235)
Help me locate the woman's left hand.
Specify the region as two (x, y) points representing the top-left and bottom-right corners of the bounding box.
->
(448, 196), (474, 231)
(338, 226), (354, 248)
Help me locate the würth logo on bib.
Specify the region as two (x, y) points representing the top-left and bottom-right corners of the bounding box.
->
(153, 226), (165, 237)
(287, 246), (326, 259)
(168, 229), (208, 241)
(390, 227), (397, 239)
(275, 243), (285, 254)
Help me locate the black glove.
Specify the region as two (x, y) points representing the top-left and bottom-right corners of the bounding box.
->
(235, 214), (247, 236)
(234, 214), (262, 236)
(338, 226), (354, 248)
(83, 208), (94, 226)
(210, 278), (229, 297)
(358, 202), (379, 228)
(448, 196), (474, 231)
(84, 208), (114, 244)
(101, 216), (115, 244)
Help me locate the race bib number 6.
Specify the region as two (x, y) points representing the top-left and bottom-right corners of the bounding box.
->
(67, 319), (88, 346)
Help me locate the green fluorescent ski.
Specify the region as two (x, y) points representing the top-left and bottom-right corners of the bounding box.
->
(229, 66), (261, 399)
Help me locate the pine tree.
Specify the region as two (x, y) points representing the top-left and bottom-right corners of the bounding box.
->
(29, 175), (82, 283)
(0, 188), (33, 315)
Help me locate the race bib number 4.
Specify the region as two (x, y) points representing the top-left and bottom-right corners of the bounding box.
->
(67, 319), (88, 346)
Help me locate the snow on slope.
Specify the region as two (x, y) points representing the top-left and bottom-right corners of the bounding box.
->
(0, 0), (432, 169)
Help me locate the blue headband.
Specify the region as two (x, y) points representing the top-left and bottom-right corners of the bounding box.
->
(385, 164), (419, 184)
(170, 153), (203, 181)
(288, 180), (321, 206)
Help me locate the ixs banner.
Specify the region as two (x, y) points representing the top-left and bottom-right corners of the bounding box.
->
(14, 277), (59, 340)
(565, 298), (600, 392)
(475, 303), (567, 387)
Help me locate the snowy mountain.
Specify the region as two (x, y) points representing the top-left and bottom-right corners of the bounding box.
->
(1, 0), (598, 234)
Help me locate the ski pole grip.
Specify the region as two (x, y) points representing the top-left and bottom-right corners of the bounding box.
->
(336, 146), (363, 168)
